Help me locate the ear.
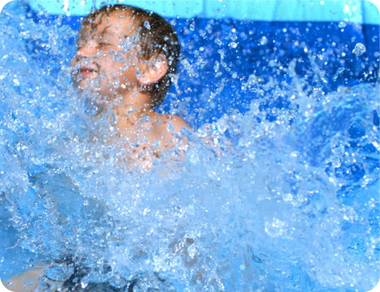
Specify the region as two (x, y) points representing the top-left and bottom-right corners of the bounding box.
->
(138, 54), (168, 85)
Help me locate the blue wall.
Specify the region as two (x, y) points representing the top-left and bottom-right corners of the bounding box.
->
(25, 0), (380, 25)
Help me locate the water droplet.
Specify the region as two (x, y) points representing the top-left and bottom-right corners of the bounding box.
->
(142, 115), (151, 122)
(189, 22), (195, 31)
(333, 67), (346, 81)
(45, 263), (74, 281)
(352, 43), (366, 56)
(215, 38), (223, 46)
(108, 276), (128, 288)
(80, 280), (89, 289)
(229, 42), (238, 48)
(143, 21), (151, 30)
(338, 21), (347, 28)
(39, 283), (51, 291)
(259, 36), (268, 45)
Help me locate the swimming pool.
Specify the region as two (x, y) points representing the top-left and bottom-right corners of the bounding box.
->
(0, 0), (379, 291)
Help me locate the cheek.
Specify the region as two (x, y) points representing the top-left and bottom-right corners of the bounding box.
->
(70, 56), (78, 69)
(114, 60), (138, 78)
(116, 51), (140, 66)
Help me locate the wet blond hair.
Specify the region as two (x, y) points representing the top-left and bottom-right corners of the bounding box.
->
(82, 4), (181, 107)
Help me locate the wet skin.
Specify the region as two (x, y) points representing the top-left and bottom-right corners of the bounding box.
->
(70, 11), (190, 162)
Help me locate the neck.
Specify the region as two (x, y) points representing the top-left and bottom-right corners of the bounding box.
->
(108, 89), (154, 132)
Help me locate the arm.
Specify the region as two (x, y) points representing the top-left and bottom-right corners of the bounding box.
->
(3, 264), (66, 292)
(3, 266), (46, 292)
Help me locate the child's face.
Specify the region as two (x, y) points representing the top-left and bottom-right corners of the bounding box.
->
(71, 11), (144, 100)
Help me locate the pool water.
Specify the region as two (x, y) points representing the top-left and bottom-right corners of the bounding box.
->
(0, 1), (379, 291)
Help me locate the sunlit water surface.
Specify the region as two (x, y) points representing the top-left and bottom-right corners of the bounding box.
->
(0, 3), (379, 292)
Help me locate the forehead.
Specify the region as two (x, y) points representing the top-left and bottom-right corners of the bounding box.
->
(79, 11), (138, 39)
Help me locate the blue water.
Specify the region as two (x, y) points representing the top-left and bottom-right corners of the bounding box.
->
(0, 2), (379, 291)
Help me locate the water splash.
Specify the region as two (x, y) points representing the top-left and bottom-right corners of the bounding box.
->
(0, 4), (379, 292)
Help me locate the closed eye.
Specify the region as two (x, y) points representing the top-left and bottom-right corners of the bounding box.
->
(99, 42), (111, 48)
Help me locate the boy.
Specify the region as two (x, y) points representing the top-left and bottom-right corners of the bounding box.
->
(4, 4), (189, 291)
(71, 4), (189, 164)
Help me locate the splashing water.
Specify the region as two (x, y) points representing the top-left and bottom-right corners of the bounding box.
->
(0, 3), (379, 292)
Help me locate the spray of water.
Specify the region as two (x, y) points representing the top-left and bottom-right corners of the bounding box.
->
(0, 3), (379, 292)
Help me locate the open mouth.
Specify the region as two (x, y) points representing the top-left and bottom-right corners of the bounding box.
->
(78, 66), (97, 76)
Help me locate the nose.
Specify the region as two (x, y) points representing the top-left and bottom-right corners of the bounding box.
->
(71, 39), (99, 66)
(74, 40), (98, 61)
(71, 40), (96, 68)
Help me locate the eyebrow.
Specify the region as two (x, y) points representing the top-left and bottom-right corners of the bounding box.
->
(100, 26), (112, 36)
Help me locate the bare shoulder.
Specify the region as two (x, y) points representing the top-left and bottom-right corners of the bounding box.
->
(147, 113), (190, 153)
(156, 114), (191, 133)
(168, 114), (191, 132)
